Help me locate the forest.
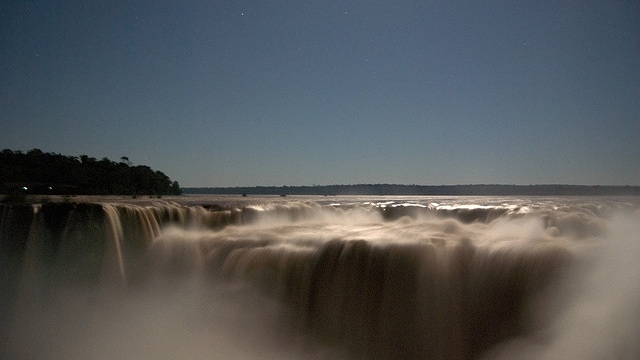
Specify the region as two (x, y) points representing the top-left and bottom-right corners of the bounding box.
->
(0, 149), (181, 196)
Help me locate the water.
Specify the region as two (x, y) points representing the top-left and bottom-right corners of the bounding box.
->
(1, 195), (638, 359)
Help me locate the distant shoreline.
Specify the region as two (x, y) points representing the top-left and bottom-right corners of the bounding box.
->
(182, 184), (640, 196)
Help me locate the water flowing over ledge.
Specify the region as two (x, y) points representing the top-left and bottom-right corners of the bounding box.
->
(1, 196), (638, 359)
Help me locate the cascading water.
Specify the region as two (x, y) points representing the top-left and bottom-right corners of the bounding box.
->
(0, 196), (637, 360)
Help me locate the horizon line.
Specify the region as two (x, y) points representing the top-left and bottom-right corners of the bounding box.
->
(182, 183), (640, 188)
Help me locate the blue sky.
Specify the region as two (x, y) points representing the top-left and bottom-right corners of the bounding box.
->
(1, 0), (638, 187)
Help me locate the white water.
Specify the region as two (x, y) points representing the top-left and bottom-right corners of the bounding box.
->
(1, 195), (638, 359)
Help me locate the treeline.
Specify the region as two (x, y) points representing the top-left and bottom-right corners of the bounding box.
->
(0, 149), (181, 195)
(184, 184), (640, 196)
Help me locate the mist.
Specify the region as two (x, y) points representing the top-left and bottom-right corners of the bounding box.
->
(484, 211), (640, 360)
(1, 196), (637, 359)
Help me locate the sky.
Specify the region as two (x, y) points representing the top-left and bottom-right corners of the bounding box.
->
(1, 0), (638, 187)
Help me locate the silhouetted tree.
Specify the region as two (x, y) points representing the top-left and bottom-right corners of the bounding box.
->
(0, 149), (182, 195)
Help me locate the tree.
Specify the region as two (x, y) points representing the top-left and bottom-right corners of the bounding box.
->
(0, 149), (182, 195)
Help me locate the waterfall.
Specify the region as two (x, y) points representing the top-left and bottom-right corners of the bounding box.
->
(0, 196), (637, 360)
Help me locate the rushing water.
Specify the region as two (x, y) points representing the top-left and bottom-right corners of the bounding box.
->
(1, 195), (638, 359)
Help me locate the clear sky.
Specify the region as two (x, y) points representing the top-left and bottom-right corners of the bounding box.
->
(1, 0), (638, 187)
